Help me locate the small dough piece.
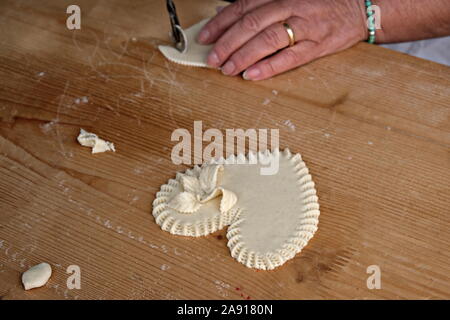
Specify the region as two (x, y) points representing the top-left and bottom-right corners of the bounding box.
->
(158, 19), (213, 67)
(22, 262), (52, 290)
(77, 128), (115, 154)
(152, 149), (320, 270)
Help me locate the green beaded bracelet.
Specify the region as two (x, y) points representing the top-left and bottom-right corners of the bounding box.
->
(365, 0), (376, 44)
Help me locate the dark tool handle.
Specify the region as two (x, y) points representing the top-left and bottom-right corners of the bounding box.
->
(166, 0), (181, 44)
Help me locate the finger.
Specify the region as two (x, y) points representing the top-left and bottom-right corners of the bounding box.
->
(243, 41), (322, 80)
(207, 0), (293, 67)
(221, 17), (304, 76)
(198, 0), (272, 44)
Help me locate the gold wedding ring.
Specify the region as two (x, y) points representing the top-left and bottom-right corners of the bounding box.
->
(282, 22), (295, 47)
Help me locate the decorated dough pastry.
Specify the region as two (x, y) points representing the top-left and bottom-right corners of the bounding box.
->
(152, 149), (320, 270)
(158, 19), (213, 67)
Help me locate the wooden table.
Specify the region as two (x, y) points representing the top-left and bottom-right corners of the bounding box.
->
(0, 0), (449, 300)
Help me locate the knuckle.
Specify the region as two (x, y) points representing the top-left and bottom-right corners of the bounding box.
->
(240, 14), (261, 32)
(215, 39), (234, 60)
(283, 48), (301, 65)
(261, 29), (283, 49)
(280, 0), (293, 11)
(232, 0), (249, 17)
(230, 50), (246, 69)
(263, 60), (277, 77)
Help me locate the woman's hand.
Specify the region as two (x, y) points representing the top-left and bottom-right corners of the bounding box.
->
(197, 0), (368, 80)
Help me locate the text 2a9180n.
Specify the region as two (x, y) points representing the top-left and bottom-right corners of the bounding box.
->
(221, 304), (273, 315)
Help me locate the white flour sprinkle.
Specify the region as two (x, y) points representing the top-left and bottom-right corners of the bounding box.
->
(160, 264), (170, 271)
(262, 98), (271, 105)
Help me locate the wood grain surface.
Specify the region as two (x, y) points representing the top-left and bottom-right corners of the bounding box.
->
(0, 0), (449, 300)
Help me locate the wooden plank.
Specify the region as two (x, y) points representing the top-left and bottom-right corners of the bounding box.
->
(0, 0), (449, 299)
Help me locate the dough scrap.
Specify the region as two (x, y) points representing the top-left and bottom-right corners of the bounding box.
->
(158, 19), (213, 67)
(22, 262), (52, 290)
(77, 128), (115, 154)
(152, 149), (320, 270)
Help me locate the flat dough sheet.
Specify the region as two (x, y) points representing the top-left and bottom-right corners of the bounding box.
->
(158, 19), (213, 67)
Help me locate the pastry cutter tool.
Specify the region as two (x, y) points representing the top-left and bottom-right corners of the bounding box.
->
(166, 0), (187, 53)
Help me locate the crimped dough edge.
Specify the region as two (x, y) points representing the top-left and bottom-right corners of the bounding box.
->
(226, 148), (320, 270)
(157, 46), (209, 68)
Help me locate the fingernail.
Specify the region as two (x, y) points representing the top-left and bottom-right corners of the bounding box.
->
(243, 68), (260, 80)
(216, 6), (225, 13)
(197, 29), (210, 44)
(207, 51), (220, 67)
(221, 61), (235, 75)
